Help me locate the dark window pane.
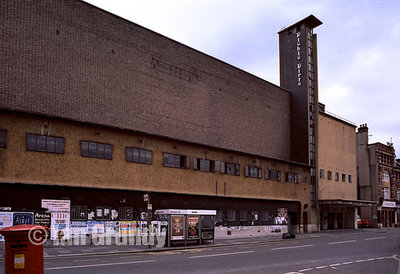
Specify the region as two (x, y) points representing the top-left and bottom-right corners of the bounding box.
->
(226, 163), (235, 175)
(174, 155), (181, 167)
(37, 135), (46, 152)
(200, 159), (210, 172)
(163, 153), (169, 166)
(133, 148), (139, 162)
(55, 138), (64, 154)
(139, 149), (146, 163)
(250, 167), (258, 178)
(27, 134), (36, 151)
(0, 130), (6, 148)
(145, 151), (152, 164)
(104, 144), (112, 159)
(81, 141), (89, 156)
(227, 210), (236, 221)
(261, 211), (269, 221)
(239, 210), (247, 221)
(179, 155), (185, 168)
(88, 142), (97, 157)
(97, 143), (105, 158)
(47, 136), (56, 153)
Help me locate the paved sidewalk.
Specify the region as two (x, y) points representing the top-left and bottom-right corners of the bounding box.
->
(0, 228), (389, 259)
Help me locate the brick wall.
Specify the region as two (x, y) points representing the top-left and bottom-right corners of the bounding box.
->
(0, 0), (291, 160)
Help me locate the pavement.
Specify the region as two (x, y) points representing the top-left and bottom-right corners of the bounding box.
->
(0, 228), (391, 259)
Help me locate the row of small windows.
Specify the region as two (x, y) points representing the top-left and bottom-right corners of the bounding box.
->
(162, 153), (300, 182)
(0, 130), (303, 182)
(320, 169), (352, 183)
(27, 133), (65, 154)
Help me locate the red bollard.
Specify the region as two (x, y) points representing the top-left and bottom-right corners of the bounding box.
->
(0, 224), (48, 274)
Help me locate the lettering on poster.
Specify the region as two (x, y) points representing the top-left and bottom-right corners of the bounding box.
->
(50, 212), (70, 240)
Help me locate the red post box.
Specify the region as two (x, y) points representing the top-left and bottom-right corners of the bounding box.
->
(0, 224), (48, 274)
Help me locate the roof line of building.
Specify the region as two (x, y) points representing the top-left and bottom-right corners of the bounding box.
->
(318, 104), (356, 127)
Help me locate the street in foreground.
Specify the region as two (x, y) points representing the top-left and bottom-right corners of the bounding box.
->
(1, 229), (399, 273)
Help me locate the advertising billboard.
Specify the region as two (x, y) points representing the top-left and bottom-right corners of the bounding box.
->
(187, 216), (199, 240)
(171, 215), (184, 240)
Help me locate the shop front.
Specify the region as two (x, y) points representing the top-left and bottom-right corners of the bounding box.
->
(319, 199), (377, 230)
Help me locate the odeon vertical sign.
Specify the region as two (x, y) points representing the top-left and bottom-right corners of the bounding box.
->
(296, 31), (302, 87)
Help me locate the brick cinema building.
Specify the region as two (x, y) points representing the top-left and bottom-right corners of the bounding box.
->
(0, 0), (356, 237)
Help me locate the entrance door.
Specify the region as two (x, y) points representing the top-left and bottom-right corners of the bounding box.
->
(303, 212), (308, 233)
(337, 212), (344, 229)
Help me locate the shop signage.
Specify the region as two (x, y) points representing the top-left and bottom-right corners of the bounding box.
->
(41, 199), (70, 213)
(382, 201), (396, 208)
(13, 212), (34, 225)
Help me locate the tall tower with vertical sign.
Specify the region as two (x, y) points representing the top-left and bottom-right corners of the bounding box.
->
(278, 15), (322, 207)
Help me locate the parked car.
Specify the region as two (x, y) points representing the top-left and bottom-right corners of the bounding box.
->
(358, 218), (372, 228)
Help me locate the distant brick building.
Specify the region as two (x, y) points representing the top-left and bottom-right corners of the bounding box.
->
(0, 0), (340, 237)
(357, 124), (400, 227)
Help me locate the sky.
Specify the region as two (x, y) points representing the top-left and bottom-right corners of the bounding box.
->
(84, 0), (400, 151)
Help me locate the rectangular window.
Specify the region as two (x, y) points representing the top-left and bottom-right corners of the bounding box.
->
(0, 129), (6, 148)
(71, 205), (87, 221)
(266, 169), (281, 181)
(342, 174), (346, 182)
(222, 162), (240, 176)
(26, 133), (64, 154)
(126, 147), (152, 165)
(261, 211), (269, 222)
(348, 175), (352, 183)
(239, 210), (248, 222)
(119, 207), (133, 221)
(163, 153), (190, 169)
(320, 169), (325, 179)
(193, 158), (215, 172)
(286, 172), (298, 183)
(328, 171), (332, 180)
(397, 190), (400, 201)
(215, 210), (223, 223)
(335, 172), (339, 181)
(227, 210), (236, 222)
(245, 166), (262, 178)
(81, 141), (112, 160)
(383, 187), (390, 200)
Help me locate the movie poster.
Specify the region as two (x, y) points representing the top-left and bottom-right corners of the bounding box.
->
(171, 215), (184, 240)
(50, 212), (70, 240)
(187, 216), (199, 240)
(274, 208), (288, 225)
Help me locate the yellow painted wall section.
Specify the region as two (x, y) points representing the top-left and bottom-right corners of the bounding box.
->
(318, 113), (357, 200)
(0, 111), (311, 204)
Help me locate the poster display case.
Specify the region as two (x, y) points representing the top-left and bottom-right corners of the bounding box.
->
(155, 209), (216, 247)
